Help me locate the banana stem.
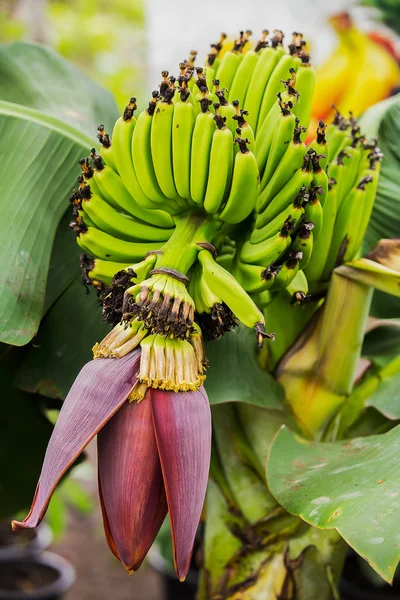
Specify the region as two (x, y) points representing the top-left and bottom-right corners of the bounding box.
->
(278, 271), (373, 438)
(155, 212), (219, 275)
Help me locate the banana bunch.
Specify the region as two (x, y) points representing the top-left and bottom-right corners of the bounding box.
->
(233, 109), (382, 305)
(311, 12), (400, 131)
(69, 26), (382, 396)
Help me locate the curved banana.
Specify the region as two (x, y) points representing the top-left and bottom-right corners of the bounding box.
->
(304, 181), (337, 282)
(256, 52), (301, 134)
(151, 89), (179, 200)
(260, 97), (297, 189)
(251, 197), (304, 244)
(243, 37), (285, 132)
(203, 114), (234, 214)
(172, 87), (195, 201)
(240, 220), (294, 266)
(131, 92), (167, 204)
(257, 150), (313, 223)
(215, 33), (247, 92)
(268, 251), (302, 292)
(82, 192), (173, 243)
(77, 227), (163, 262)
(87, 258), (132, 286)
(219, 138), (259, 224)
(308, 121), (328, 171)
(198, 249), (271, 345)
(190, 98), (216, 205)
(235, 259), (275, 294)
(91, 151), (174, 228)
(291, 222), (314, 269)
(111, 98), (168, 212)
(291, 60), (316, 130)
(228, 30), (268, 106)
(304, 182), (323, 239)
(97, 125), (117, 172)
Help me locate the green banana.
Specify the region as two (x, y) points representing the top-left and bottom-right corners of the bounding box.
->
(190, 97), (216, 205)
(214, 85), (237, 135)
(324, 175), (374, 274)
(96, 124), (117, 172)
(260, 96), (297, 189)
(284, 268), (309, 299)
(82, 192), (173, 243)
(215, 32), (248, 91)
(304, 182), (323, 238)
(251, 194), (304, 244)
(232, 101), (255, 153)
(198, 249), (272, 345)
(240, 218), (294, 266)
(243, 34), (285, 132)
(172, 87), (195, 200)
(290, 221), (314, 269)
(111, 98), (169, 212)
(219, 138), (259, 224)
(257, 149), (313, 223)
(151, 88), (179, 200)
(77, 226), (163, 262)
(291, 59), (316, 130)
(235, 259), (275, 294)
(268, 250), (302, 292)
(131, 92), (167, 204)
(87, 258), (132, 286)
(91, 151), (174, 228)
(203, 114), (234, 214)
(304, 180), (337, 282)
(352, 157), (381, 255)
(335, 142), (362, 207)
(256, 51), (301, 134)
(308, 121), (328, 170)
(228, 30), (268, 106)
(311, 152), (329, 206)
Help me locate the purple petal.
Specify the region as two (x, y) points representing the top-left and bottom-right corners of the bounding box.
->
(12, 351), (141, 531)
(151, 387), (211, 581)
(97, 393), (167, 572)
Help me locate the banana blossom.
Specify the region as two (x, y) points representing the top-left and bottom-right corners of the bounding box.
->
(12, 349), (211, 580)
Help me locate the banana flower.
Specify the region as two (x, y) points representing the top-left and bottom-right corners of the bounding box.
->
(12, 349), (211, 580)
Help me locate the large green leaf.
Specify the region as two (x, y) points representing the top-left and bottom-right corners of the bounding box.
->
(0, 44), (118, 346)
(0, 42), (118, 136)
(204, 326), (284, 409)
(267, 425), (400, 583)
(15, 281), (109, 400)
(366, 373), (400, 419)
(361, 96), (400, 253)
(0, 348), (53, 519)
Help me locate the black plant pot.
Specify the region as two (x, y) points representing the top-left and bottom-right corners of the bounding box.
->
(0, 551), (75, 600)
(0, 523), (52, 559)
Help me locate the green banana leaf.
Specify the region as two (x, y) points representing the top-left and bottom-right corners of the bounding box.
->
(15, 278), (109, 400)
(0, 347), (53, 519)
(267, 425), (400, 583)
(204, 326), (284, 408)
(365, 373), (400, 419)
(0, 42), (119, 346)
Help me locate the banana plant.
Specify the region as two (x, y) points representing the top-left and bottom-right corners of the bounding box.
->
(2, 27), (400, 598)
